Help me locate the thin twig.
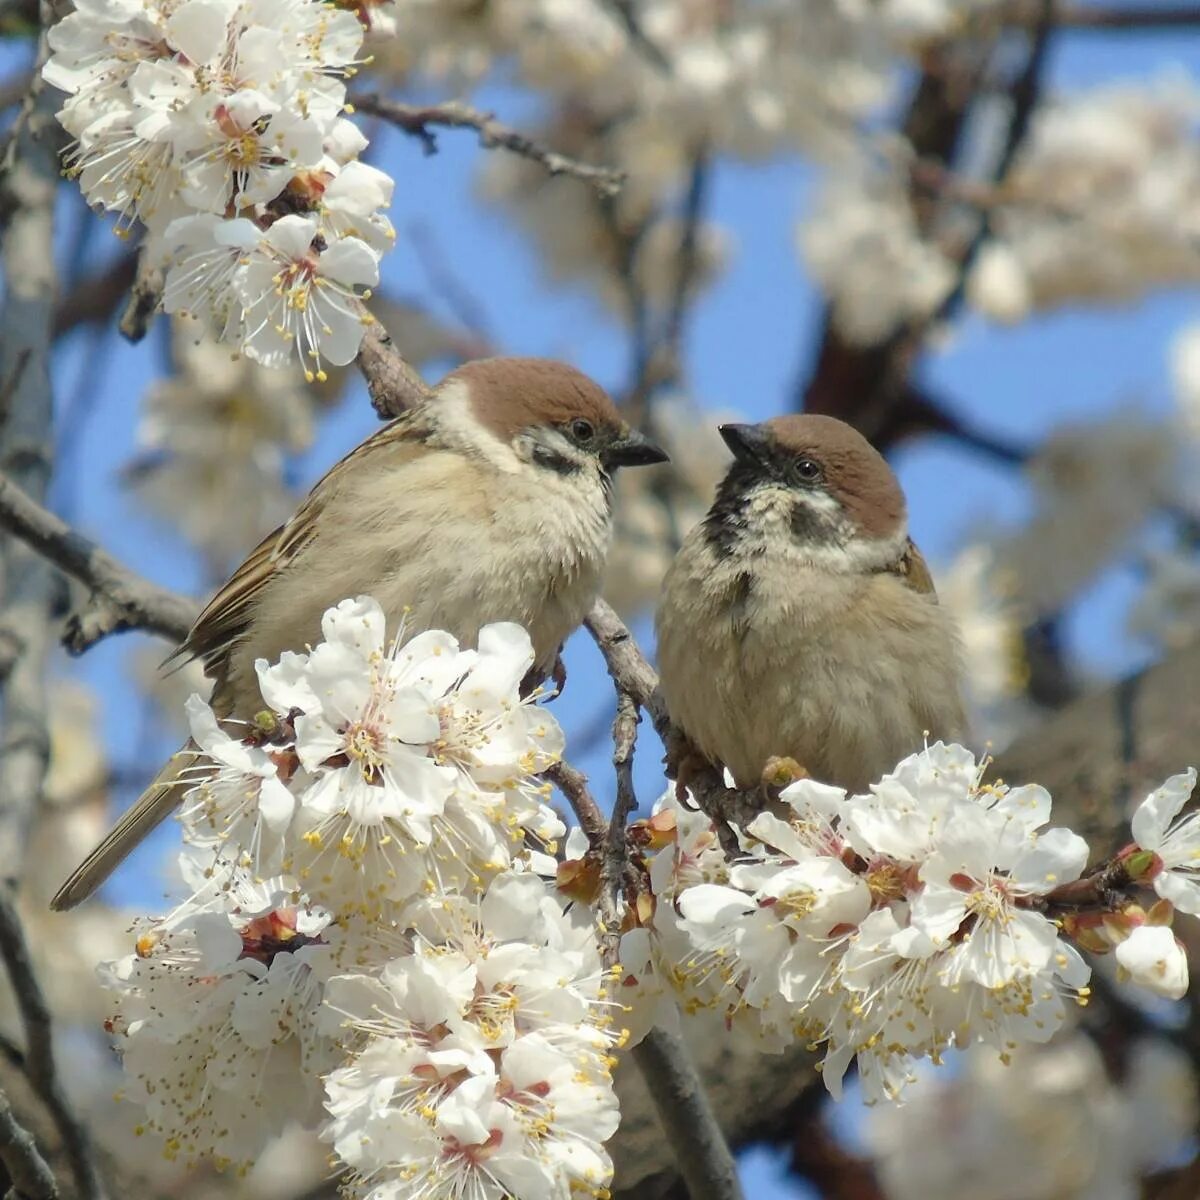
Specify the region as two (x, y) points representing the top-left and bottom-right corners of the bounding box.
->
(0, 472), (198, 649)
(350, 94), (625, 198)
(584, 600), (757, 852)
(354, 315), (435, 420)
(0, 895), (104, 1200)
(596, 692), (640, 962)
(544, 761), (607, 845)
(631, 1026), (746, 1200)
(0, 1085), (57, 1200)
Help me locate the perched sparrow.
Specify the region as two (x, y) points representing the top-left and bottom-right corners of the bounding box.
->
(656, 414), (964, 793)
(52, 357), (667, 910)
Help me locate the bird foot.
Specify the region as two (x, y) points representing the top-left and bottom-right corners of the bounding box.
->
(664, 731), (712, 804)
(519, 651), (566, 702)
(760, 756), (809, 793)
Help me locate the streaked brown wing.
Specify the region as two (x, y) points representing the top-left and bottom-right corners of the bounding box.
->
(888, 537), (938, 599)
(165, 409), (437, 681)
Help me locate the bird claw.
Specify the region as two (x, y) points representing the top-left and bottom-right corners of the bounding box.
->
(550, 653), (567, 700)
(519, 651), (566, 702)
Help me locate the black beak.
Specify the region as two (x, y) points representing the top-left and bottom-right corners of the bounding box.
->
(719, 422), (771, 466)
(603, 427), (669, 469)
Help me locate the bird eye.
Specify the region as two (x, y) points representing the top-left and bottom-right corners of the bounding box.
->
(792, 457), (822, 484)
(570, 418), (596, 443)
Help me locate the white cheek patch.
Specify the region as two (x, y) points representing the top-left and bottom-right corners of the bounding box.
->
(791, 487), (843, 517)
(435, 378), (524, 474)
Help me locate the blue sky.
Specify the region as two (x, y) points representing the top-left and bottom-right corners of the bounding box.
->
(22, 16), (1200, 1195)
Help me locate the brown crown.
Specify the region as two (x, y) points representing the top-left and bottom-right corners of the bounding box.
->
(443, 357), (623, 441)
(765, 414), (906, 539)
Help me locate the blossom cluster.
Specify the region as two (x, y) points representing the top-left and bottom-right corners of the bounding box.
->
(616, 745), (1200, 1104)
(101, 598), (621, 1199)
(44, 0), (395, 378)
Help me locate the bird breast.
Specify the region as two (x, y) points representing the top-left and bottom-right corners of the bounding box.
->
(657, 531), (965, 792)
(224, 448), (613, 711)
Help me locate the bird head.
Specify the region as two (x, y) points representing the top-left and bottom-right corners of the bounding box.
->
(706, 414), (907, 570)
(438, 357), (668, 480)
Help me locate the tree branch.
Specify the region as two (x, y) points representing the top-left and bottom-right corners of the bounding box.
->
(0, 895), (104, 1200)
(350, 94), (625, 198)
(630, 1027), (746, 1200)
(0, 472), (198, 649)
(0, 1085), (57, 1200)
(354, 316), (436, 420)
(545, 760), (607, 845)
(0, 4), (60, 893)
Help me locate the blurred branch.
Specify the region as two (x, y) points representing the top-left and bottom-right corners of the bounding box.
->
(355, 316), (436, 420)
(663, 150), (710, 360)
(630, 1028), (745, 1200)
(350, 94), (625, 197)
(0, 3), (59, 892)
(407, 219), (496, 350)
(598, 0), (673, 71)
(51, 252), (137, 337)
(1052, 2), (1200, 29)
(0, 895), (104, 1200)
(0, 1085), (57, 1200)
(790, 1116), (885, 1200)
(0, 472), (198, 648)
(0, 69), (33, 115)
(117, 246), (163, 343)
(935, 0), (1054, 322)
(800, 11), (1054, 451)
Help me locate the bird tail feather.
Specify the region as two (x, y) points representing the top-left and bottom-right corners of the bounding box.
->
(50, 743), (202, 912)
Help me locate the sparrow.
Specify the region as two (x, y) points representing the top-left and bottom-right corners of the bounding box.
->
(52, 356), (667, 910)
(655, 414), (964, 794)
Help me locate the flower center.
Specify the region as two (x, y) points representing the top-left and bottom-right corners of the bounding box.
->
(344, 721), (386, 781)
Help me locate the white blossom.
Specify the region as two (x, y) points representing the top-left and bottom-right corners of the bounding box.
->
(1115, 924), (1190, 1001)
(323, 873), (620, 1200)
(1130, 769), (1200, 914)
(102, 901), (335, 1170)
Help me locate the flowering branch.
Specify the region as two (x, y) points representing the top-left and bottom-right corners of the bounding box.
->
(349, 94), (626, 198)
(0, 472), (198, 649)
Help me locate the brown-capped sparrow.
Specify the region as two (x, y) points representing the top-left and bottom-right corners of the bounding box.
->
(655, 414), (964, 794)
(52, 357), (667, 910)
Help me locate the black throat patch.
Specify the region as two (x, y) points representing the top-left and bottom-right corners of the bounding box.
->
(702, 463), (758, 557)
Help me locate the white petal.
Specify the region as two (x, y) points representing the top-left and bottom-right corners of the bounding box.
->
(1155, 871), (1200, 916)
(317, 236), (380, 288)
(1132, 769), (1198, 850)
